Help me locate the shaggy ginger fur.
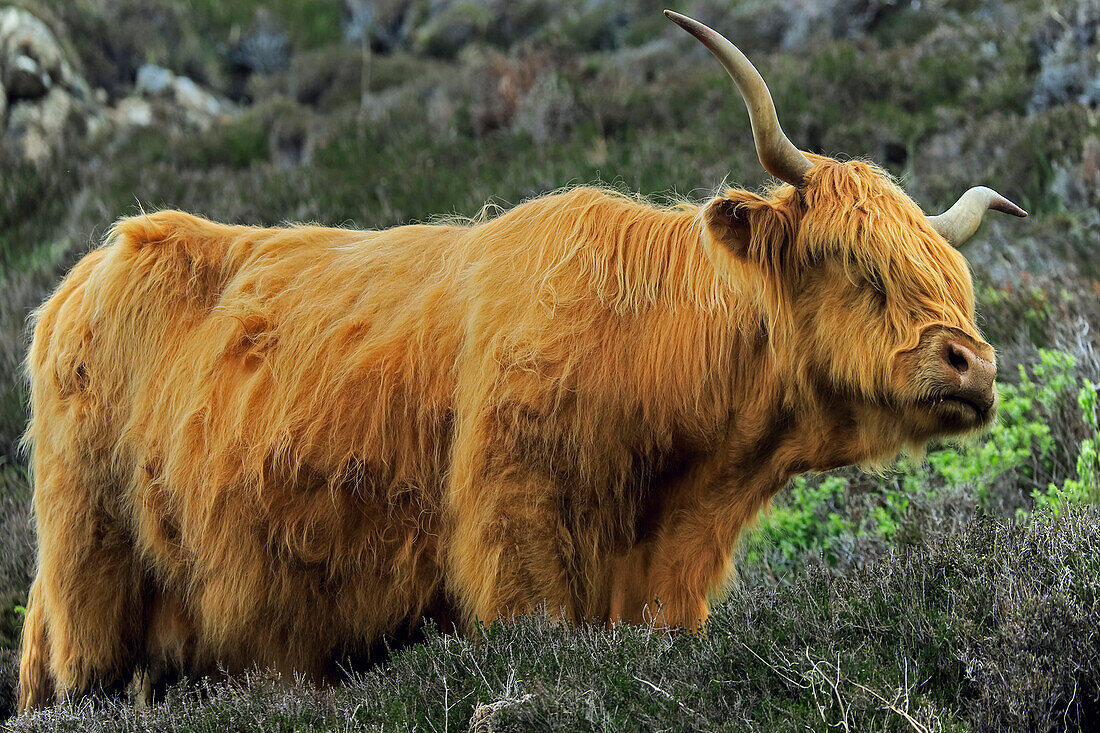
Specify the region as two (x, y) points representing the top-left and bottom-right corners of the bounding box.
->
(19, 156), (994, 709)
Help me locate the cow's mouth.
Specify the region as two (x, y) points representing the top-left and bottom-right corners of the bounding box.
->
(923, 393), (995, 431)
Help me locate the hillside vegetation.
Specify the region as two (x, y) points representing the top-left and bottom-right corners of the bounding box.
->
(1, 0), (1099, 730)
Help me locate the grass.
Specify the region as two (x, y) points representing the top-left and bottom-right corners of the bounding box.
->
(0, 160), (73, 278)
(6, 509), (1100, 731)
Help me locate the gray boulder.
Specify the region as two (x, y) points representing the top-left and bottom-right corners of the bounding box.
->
(173, 75), (222, 117)
(136, 63), (175, 95)
(110, 95), (153, 128)
(7, 54), (48, 98)
(232, 10), (291, 75)
(0, 7), (64, 99)
(5, 86), (75, 163)
(135, 62), (228, 128)
(0, 6), (109, 163)
(0, 6), (236, 163)
(344, 0), (434, 51)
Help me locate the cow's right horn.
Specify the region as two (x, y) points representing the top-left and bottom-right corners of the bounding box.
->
(664, 9), (813, 188)
(928, 186), (1028, 247)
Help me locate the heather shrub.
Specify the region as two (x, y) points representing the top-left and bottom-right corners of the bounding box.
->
(7, 510), (1100, 731)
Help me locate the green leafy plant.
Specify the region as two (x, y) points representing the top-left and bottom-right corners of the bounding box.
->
(744, 475), (854, 572)
(1032, 379), (1100, 515)
(748, 349), (1094, 577)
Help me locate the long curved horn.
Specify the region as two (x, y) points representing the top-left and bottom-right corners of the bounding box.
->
(664, 9), (812, 187)
(928, 186), (1028, 246)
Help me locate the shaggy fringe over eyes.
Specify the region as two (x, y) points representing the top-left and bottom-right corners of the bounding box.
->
(798, 156), (979, 353)
(674, 157), (985, 409)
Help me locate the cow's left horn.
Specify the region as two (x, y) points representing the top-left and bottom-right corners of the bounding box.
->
(928, 186), (1028, 247)
(664, 9), (812, 187)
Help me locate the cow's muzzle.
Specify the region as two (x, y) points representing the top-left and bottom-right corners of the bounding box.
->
(921, 335), (997, 431)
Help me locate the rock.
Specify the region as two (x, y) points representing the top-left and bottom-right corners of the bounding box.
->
(343, 0), (376, 44)
(173, 76), (221, 117)
(5, 86), (75, 164)
(0, 7), (64, 93)
(0, 5), (239, 163)
(7, 54), (49, 99)
(414, 3), (493, 59)
(1029, 0), (1100, 111)
(62, 66), (92, 102)
(0, 7), (93, 163)
(136, 63), (225, 122)
(136, 63), (175, 96)
(231, 10), (291, 75)
(111, 96), (152, 127)
(1050, 135), (1100, 211)
(344, 0), (433, 51)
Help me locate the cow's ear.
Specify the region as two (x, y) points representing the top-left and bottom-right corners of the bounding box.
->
(704, 197), (753, 261)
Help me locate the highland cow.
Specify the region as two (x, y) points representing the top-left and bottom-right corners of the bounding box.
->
(18, 11), (1025, 710)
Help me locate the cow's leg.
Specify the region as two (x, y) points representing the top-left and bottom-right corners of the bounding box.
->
(647, 535), (726, 630)
(17, 577), (54, 711)
(30, 458), (143, 702)
(446, 429), (571, 626)
(644, 489), (763, 630)
(448, 468), (572, 625)
(607, 545), (656, 625)
(140, 588), (197, 705)
(604, 531), (726, 630)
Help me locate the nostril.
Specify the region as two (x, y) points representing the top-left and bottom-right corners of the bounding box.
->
(946, 343), (970, 374)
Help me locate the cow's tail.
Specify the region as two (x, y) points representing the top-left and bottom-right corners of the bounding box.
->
(18, 577), (54, 712)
